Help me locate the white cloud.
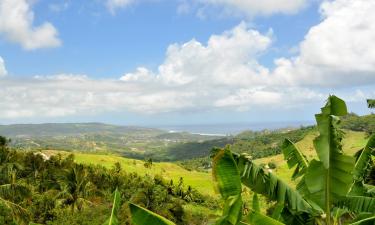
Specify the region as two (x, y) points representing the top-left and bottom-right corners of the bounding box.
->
(272, 0), (375, 87)
(184, 0), (309, 18)
(0, 57), (7, 77)
(0, 0), (61, 50)
(121, 22), (272, 87)
(106, 0), (134, 14)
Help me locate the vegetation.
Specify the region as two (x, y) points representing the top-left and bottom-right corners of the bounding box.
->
(341, 113), (375, 137)
(0, 140), (218, 225)
(367, 99), (375, 108)
(128, 96), (375, 225)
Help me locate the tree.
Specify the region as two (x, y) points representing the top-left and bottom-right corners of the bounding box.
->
(0, 136), (31, 225)
(58, 164), (95, 213)
(367, 99), (375, 108)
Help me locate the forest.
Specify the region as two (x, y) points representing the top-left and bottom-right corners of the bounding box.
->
(0, 96), (374, 225)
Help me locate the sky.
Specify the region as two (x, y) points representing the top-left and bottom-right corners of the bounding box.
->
(0, 0), (374, 126)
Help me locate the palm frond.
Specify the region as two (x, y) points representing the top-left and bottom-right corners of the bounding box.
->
(0, 196), (29, 224)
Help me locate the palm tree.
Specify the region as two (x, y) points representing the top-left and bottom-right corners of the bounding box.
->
(58, 164), (95, 213)
(0, 136), (31, 224)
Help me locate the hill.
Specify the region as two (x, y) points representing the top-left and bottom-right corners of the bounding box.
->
(42, 150), (215, 196)
(0, 123), (226, 160)
(0, 122), (162, 137)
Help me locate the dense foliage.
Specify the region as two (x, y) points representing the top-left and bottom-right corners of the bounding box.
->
(231, 126), (315, 158)
(341, 113), (375, 136)
(0, 139), (218, 225)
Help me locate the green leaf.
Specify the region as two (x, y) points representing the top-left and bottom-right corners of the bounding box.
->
(212, 148), (242, 198)
(282, 139), (309, 180)
(252, 194), (260, 212)
(306, 95), (354, 214)
(339, 196), (375, 213)
(353, 134), (375, 182)
(350, 213), (375, 225)
(234, 153), (316, 214)
(248, 210), (286, 225)
(0, 197), (29, 224)
(212, 148), (243, 225)
(215, 195), (243, 225)
(271, 203), (284, 221)
(129, 203), (176, 225)
(103, 188), (121, 225)
(314, 95), (347, 168)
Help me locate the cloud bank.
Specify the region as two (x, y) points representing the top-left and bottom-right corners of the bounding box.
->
(0, 0), (374, 119)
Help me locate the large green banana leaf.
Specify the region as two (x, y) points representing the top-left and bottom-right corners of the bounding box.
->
(233, 153), (315, 214)
(247, 194), (286, 225)
(350, 213), (375, 225)
(304, 96), (355, 213)
(129, 203), (176, 225)
(212, 148), (243, 225)
(247, 210), (286, 225)
(348, 134), (375, 196)
(212, 148), (242, 198)
(103, 188), (121, 225)
(353, 134), (375, 182)
(282, 139), (309, 180)
(339, 196), (375, 213)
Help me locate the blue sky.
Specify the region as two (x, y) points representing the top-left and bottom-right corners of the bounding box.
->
(0, 0), (374, 126)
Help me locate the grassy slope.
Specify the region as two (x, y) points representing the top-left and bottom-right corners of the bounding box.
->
(43, 150), (215, 196)
(254, 130), (368, 185)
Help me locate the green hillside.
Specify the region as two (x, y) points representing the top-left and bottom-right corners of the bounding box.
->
(254, 130), (368, 184)
(43, 150), (216, 196)
(43, 129), (368, 196)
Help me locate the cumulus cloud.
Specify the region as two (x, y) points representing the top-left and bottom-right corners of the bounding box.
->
(0, 0), (61, 50)
(272, 0), (375, 87)
(121, 22), (272, 87)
